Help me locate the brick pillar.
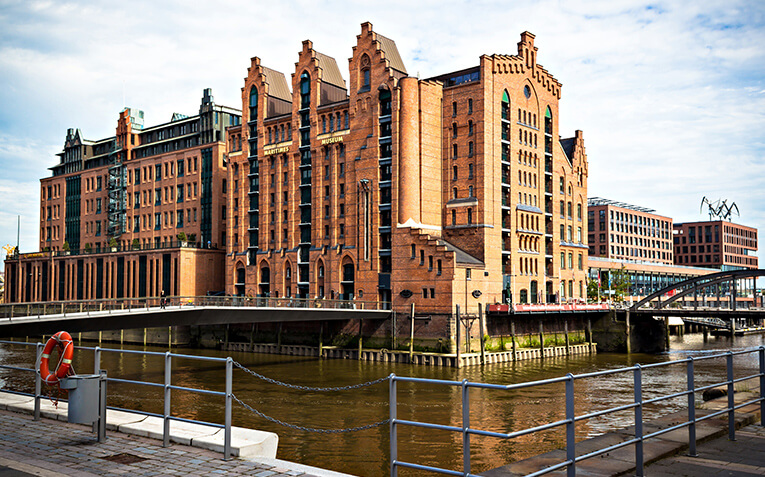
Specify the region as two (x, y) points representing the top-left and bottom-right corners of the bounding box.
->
(398, 76), (420, 225)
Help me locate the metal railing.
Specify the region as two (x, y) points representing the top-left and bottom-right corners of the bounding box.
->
(0, 340), (236, 460)
(389, 346), (765, 476)
(0, 295), (391, 319)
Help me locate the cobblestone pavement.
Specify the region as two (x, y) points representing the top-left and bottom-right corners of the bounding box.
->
(645, 424), (765, 476)
(0, 409), (338, 477)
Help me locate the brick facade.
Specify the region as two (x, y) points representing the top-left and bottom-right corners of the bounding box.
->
(225, 24), (589, 312)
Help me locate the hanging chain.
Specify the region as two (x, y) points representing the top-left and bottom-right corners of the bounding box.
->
(232, 360), (390, 391)
(232, 394), (389, 434)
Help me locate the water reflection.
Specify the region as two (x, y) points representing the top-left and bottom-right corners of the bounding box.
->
(1, 333), (763, 476)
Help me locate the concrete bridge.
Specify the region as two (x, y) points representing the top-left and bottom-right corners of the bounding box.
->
(0, 296), (391, 337)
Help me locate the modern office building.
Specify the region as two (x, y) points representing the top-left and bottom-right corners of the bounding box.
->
(587, 197), (673, 265)
(4, 90), (239, 303)
(223, 23), (589, 312)
(673, 220), (758, 270)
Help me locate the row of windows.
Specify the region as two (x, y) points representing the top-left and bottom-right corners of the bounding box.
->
(130, 183), (199, 208)
(266, 123), (293, 144)
(84, 176), (104, 193)
(44, 184), (62, 200)
(451, 164), (475, 181)
(130, 208), (198, 232)
(451, 142), (475, 159)
(320, 112), (350, 134)
(84, 198), (102, 215)
(451, 120), (475, 138)
(611, 234), (672, 249)
(451, 98), (475, 117)
(559, 224), (583, 243)
(560, 252), (585, 271)
(43, 205), (61, 221)
(610, 246), (671, 261)
(450, 208), (474, 226)
(409, 245), (444, 276)
(559, 201), (584, 221)
(130, 157), (199, 185)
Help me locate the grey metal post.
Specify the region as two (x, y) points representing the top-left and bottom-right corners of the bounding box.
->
(98, 370), (107, 442)
(462, 379), (470, 474)
(358, 319), (363, 361)
(565, 374), (576, 477)
(455, 305), (461, 368)
(625, 310), (632, 354)
(478, 303), (485, 365)
(34, 342), (42, 421)
(760, 346), (765, 427)
(390, 374), (398, 477)
(687, 358), (697, 456)
(409, 303), (415, 361)
(94, 346), (102, 374)
(318, 322), (324, 358)
(634, 364), (644, 476)
(224, 357), (232, 461)
(163, 352), (171, 447)
(732, 279), (737, 312)
(727, 352), (735, 441)
(587, 318), (593, 352)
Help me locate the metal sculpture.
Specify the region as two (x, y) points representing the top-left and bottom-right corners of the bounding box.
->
(700, 197), (740, 221)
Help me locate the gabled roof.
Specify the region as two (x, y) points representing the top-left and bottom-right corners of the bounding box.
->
(262, 67), (292, 102)
(376, 33), (407, 74)
(437, 239), (484, 266)
(315, 52), (346, 90)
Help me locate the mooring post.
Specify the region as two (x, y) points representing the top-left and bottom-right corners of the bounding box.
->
(455, 305), (462, 368)
(625, 310), (632, 354)
(587, 318), (593, 353)
(478, 303), (485, 365)
(318, 322), (324, 358)
(565, 320), (570, 356)
(539, 320), (544, 356)
(358, 319), (363, 360)
(277, 322), (283, 353)
(391, 310), (397, 351)
(249, 323), (255, 350)
(511, 320), (517, 361)
(665, 316), (670, 350)
(409, 303), (415, 362)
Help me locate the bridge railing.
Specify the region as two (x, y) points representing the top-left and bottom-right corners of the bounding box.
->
(390, 346), (765, 476)
(0, 295), (390, 319)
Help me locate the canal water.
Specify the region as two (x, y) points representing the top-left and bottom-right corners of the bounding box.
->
(1, 332), (764, 476)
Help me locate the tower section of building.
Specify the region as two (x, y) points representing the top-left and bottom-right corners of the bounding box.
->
(673, 220), (758, 270)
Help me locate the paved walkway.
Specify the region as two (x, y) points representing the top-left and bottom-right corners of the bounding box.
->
(0, 408), (350, 477)
(645, 424), (765, 476)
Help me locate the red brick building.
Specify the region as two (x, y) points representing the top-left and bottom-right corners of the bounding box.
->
(6, 24), (590, 313)
(225, 23), (589, 312)
(4, 90), (237, 303)
(673, 220), (758, 270)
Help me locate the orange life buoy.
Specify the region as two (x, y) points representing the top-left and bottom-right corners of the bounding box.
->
(39, 331), (74, 385)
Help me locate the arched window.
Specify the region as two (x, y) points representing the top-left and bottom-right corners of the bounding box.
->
(300, 72), (310, 109)
(379, 88), (392, 116)
(452, 123), (458, 138)
(468, 141), (474, 157)
(249, 87), (258, 119)
(343, 111), (349, 129)
(501, 90), (510, 120)
(468, 120), (473, 136)
(359, 54), (371, 92)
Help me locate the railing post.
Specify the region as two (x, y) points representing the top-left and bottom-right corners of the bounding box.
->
(634, 364), (644, 476)
(224, 357), (232, 461)
(727, 351), (735, 441)
(687, 358), (697, 456)
(759, 346), (764, 427)
(565, 374), (575, 477)
(163, 352), (171, 447)
(462, 379), (471, 475)
(94, 346), (102, 374)
(34, 342), (42, 421)
(390, 374), (398, 477)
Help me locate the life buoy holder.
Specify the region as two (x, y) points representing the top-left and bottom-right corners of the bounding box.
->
(38, 331), (74, 385)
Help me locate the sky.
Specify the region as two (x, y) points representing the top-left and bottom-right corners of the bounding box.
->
(1, 0), (764, 271)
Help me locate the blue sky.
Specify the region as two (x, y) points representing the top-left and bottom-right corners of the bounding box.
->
(1, 0), (764, 270)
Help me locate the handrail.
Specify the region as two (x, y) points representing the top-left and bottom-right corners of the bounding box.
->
(0, 342), (238, 461)
(390, 346), (765, 476)
(0, 295), (392, 319)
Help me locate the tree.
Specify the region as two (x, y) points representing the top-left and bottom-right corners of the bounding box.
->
(609, 266), (631, 303)
(587, 278), (600, 302)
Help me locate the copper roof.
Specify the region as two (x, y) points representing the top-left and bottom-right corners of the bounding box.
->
(262, 67), (292, 102)
(314, 52), (346, 90)
(376, 34), (407, 74)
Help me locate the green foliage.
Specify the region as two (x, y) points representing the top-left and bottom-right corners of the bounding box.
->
(610, 266), (631, 302)
(131, 238), (140, 249)
(108, 237), (118, 247)
(84, 242), (92, 252)
(63, 241), (70, 251)
(587, 278), (600, 302)
(177, 231), (187, 241)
